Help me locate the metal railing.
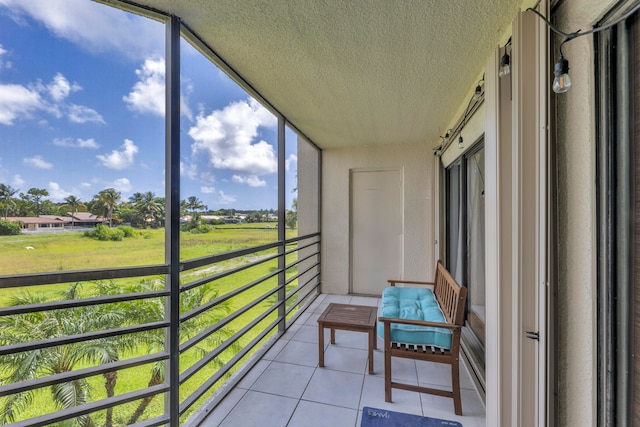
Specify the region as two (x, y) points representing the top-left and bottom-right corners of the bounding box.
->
(0, 232), (321, 426)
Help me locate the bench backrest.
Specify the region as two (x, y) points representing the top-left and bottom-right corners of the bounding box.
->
(433, 260), (467, 326)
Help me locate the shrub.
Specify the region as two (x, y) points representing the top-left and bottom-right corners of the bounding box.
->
(188, 224), (214, 234)
(117, 225), (136, 238)
(109, 228), (125, 241)
(0, 220), (21, 235)
(85, 224), (125, 241)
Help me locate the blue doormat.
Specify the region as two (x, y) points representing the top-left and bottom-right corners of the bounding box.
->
(361, 407), (462, 427)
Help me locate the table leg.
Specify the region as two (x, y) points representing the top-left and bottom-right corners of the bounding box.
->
(318, 323), (324, 367)
(330, 328), (335, 344)
(368, 330), (374, 374)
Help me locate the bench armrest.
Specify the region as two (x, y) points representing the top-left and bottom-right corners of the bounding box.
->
(387, 279), (435, 287)
(378, 316), (462, 330)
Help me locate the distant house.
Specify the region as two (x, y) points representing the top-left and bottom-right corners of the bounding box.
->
(7, 216), (67, 232)
(5, 213), (106, 232)
(66, 212), (106, 228)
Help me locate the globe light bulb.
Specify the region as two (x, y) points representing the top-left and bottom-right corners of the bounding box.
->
(499, 52), (511, 78)
(553, 54), (571, 93)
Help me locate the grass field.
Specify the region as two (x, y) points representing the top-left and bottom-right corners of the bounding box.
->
(0, 224), (286, 276)
(0, 224), (306, 425)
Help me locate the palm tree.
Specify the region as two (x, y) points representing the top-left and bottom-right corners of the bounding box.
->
(127, 283), (239, 424)
(184, 196), (207, 216)
(0, 290), (126, 426)
(62, 195), (85, 230)
(92, 188), (121, 227)
(136, 192), (162, 228)
(0, 184), (18, 219)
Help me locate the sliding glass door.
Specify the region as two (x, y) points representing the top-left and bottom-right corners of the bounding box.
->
(446, 141), (485, 373)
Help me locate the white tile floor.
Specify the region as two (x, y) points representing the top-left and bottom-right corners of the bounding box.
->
(200, 294), (486, 427)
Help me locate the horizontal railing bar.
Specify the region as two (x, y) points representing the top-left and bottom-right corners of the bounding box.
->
(286, 281), (321, 318)
(284, 239), (319, 256)
(285, 264), (320, 288)
(179, 297), (279, 384)
(284, 273), (320, 300)
(181, 267), (281, 322)
(180, 241), (281, 271)
(7, 384), (169, 427)
(0, 321), (169, 356)
(180, 284), (281, 354)
(180, 252), (279, 293)
(283, 232), (320, 245)
(128, 415), (171, 427)
(0, 265), (169, 289)
(284, 252), (319, 272)
(285, 289), (320, 326)
(180, 318), (281, 415)
(0, 352), (169, 396)
(0, 290), (169, 317)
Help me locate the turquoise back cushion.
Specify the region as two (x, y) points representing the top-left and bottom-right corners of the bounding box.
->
(377, 286), (452, 349)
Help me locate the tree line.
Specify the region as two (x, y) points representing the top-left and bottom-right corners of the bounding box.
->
(0, 183), (296, 230)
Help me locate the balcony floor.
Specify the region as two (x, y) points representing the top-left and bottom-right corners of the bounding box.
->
(200, 294), (486, 427)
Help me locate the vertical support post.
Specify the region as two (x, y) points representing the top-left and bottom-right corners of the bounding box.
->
(317, 149), (322, 295)
(165, 15), (181, 426)
(278, 117), (286, 332)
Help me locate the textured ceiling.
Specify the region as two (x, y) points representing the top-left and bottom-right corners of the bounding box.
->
(123, 0), (530, 149)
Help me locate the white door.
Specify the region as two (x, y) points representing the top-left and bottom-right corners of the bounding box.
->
(350, 169), (403, 295)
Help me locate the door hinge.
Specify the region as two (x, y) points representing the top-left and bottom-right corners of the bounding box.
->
(525, 331), (539, 341)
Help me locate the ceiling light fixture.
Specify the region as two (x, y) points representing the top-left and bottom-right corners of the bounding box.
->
(527, 3), (640, 94)
(458, 136), (464, 149)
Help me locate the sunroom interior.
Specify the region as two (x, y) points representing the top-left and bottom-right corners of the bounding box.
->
(1, 0), (639, 426)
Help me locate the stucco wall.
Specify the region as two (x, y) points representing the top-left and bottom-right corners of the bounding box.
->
(553, 0), (618, 424)
(321, 143), (434, 294)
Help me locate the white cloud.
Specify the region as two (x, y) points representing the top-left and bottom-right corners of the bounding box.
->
(200, 186), (216, 194)
(97, 139), (138, 170)
(23, 155), (53, 169)
(47, 73), (80, 102)
(232, 174), (266, 187)
(111, 177), (132, 193)
(188, 98), (278, 175)
(0, 84), (42, 125)
(286, 154), (297, 171)
(0, 0), (164, 61)
(200, 171), (216, 184)
(53, 137), (100, 149)
(68, 104), (105, 124)
(12, 174), (24, 188)
(0, 74), (103, 125)
(217, 190), (236, 205)
(0, 44), (12, 70)
(180, 161), (198, 180)
(123, 57), (164, 117)
(123, 56), (193, 119)
(47, 181), (72, 201)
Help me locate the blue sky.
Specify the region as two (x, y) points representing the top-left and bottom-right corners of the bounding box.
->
(0, 0), (298, 211)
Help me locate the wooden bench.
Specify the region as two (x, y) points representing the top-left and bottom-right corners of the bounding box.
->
(378, 260), (467, 415)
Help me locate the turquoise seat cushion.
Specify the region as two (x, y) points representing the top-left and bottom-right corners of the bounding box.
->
(377, 286), (452, 349)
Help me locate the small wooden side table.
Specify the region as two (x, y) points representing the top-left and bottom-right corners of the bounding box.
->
(317, 303), (378, 374)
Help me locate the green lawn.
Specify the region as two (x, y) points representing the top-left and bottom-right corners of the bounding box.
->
(0, 225), (305, 426)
